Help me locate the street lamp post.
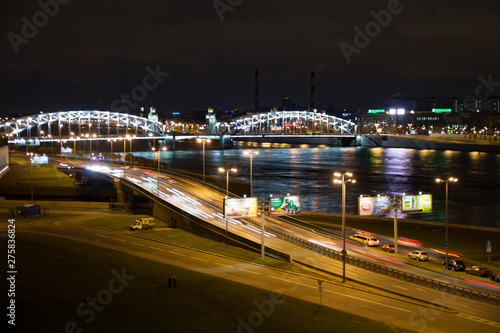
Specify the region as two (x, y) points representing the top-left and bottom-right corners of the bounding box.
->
(197, 138), (211, 183)
(26, 152), (34, 204)
(436, 177), (458, 274)
(219, 167), (237, 197)
(334, 172), (356, 283)
(244, 151), (258, 197)
(70, 132), (75, 159)
(156, 147), (167, 191)
(122, 137), (126, 167)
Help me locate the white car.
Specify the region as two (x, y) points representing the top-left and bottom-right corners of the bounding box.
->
(349, 234), (380, 247)
(408, 250), (428, 261)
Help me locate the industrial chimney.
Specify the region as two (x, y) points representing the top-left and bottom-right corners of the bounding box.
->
(310, 69), (316, 110)
(254, 68), (259, 111)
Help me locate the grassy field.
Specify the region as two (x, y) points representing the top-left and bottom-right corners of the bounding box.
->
(13, 232), (412, 333)
(83, 215), (287, 268)
(14, 164), (75, 187)
(297, 214), (500, 271)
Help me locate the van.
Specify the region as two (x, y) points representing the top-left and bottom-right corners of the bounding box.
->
(349, 233), (380, 246)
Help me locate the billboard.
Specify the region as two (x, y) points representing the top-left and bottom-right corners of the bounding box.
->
(402, 194), (432, 213)
(223, 198), (258, 218)
(358, 196), (390, 216)
(269, 195), (301, 216)
(32, 155), (48, 165)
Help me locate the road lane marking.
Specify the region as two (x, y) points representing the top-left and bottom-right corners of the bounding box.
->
(192, 256), (209, 262)
(112, 238), (126, 242)
(96, 234), (109, 238)
(392, 285), (407, 290)
(130, 242), (145, 247)
(169, 251), (186, 256)
(149, 246), (165, 251)
(239, 268), (260, 274)
(215, 262), (234, 268)
(267, 275), (315, 288)
(457, 313), (500, 328)
(324, 289), (411, 312)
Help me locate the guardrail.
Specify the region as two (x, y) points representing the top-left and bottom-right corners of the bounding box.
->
(241, 217), (500, 306)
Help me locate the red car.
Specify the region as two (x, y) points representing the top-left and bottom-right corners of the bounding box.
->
(381, 244), (394, 253)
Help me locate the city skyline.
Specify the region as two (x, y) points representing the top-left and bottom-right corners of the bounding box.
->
(1, 1), (500, 115)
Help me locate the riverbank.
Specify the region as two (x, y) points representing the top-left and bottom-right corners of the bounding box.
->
(363, 134), (500, 152)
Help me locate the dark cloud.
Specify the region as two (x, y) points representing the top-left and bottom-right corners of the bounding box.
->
(1, 0), (499, 115)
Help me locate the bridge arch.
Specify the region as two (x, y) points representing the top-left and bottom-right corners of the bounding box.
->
(229, 111), (357, 135)
(0, 110), (168, 138)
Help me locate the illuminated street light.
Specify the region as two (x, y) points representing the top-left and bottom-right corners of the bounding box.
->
(156, 147), (167, 191)
(244, 151), (258, 197)
(333, 171), (356, 283)
(218, 167), (237, 197)
(197, 138), (211, 183)
(436, 177), (458, 274)
(26, 152), (34, 203)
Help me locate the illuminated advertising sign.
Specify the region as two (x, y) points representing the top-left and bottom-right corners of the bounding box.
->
(269, 195), (301, 216)
(389, 108), (405, 115)
(358, 196), (390, 216)
(402, 194), (432, 213)
(32, 155), (48, 164)
(368, 109), (385, 114)
(432, 108), (451, 113)
(223, 198), (258, 218)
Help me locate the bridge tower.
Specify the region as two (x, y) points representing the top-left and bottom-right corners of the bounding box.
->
(205, 107), (217, 135)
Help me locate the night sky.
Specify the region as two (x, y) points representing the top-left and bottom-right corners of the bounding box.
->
(1, 0), (500, 116)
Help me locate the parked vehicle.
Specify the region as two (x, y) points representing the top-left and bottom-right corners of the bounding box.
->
(408, 250), (428, 261)
(465, 266), (492, 277)
(441, 260), (465, 271)
(381, 244), (394, 253)
(349, 234), (380, 246)
(130, 217), (156, 230)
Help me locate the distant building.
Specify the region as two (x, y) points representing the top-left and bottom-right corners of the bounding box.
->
(388, 95), (500, 113)
(358, 109), (497, 135)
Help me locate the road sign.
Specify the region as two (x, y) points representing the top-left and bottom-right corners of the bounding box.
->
(486, 241), (492, 253)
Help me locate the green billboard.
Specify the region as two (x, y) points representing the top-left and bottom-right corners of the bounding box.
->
(269, 195), (301, 216)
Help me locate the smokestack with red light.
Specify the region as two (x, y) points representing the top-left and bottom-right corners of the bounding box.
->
(310, 68), (316, 110)
(254, 68), (259, 111)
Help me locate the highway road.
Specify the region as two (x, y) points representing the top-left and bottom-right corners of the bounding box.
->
(10, 210), (500, 333)
(87, 164), (500, 299)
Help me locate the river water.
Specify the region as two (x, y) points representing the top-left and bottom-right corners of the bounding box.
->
(133, 143), (500, 228)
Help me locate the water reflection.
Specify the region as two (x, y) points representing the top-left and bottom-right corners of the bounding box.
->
(133, 145), (500, 228)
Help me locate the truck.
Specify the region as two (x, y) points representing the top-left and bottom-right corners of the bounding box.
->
(130, 218), (156, 230)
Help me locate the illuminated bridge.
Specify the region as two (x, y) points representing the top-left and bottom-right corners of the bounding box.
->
(230, 111), (356, 135)
(228, 111), (357, 146)
(1, 110), (358, 149)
